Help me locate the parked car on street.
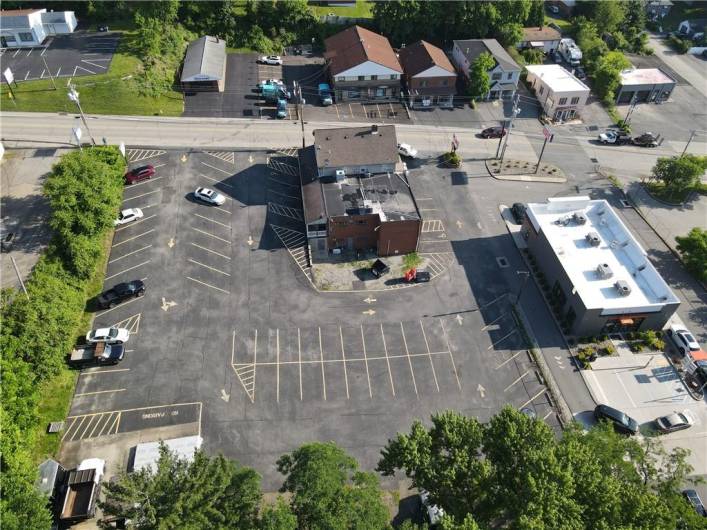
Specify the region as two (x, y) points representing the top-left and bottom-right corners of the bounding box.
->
(682, 489), (707, 517)
(481, 126), (506, 139)
(193, 187), (226, 206)
(594, 404), (640, 435)
(114, 208), (143, 226)
(124, 165), (155, 184)
(97, 280), (146, 309)
(632, 132), (659, 147)
(655, 410), (696, 433)
(666, 324), (701, 355)
(397, 143), (418, 158)
(598, 130), (631, 145)
(259, 55), (283, 65)
(86, 327), (130, 344)
(511, 203), (527, 224)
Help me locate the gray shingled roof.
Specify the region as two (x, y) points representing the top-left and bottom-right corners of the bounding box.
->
(454, 39), (520, 71)
(181, 36), (226, 82)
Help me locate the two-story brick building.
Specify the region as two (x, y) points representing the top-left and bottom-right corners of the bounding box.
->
(324, 25), (403, 102)
(452, 39), (521, 100)
(299, 125), (421, 260)
(397, 40), (457, 108)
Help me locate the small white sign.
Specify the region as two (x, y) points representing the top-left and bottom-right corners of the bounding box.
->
(119, 141), (126, 157)
(72, 127), (82, 142)
(3, 67), (14, 85)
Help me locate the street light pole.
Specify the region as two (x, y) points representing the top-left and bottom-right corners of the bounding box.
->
(68, 84), (96, 146)
(682, 130), (696, 156)
(499, 94), (520, 162)
(514, 270), (530, 305)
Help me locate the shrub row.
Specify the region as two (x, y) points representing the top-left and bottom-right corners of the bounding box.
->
(1, 147), (125, 529)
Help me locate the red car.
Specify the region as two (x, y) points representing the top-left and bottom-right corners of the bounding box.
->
(124, 165), (155, 184)
(480, 126), (507, 139)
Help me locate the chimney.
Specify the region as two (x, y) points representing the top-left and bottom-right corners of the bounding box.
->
(371, 124), (379, 134)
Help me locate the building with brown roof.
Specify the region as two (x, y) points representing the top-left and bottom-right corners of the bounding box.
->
(324, 25), (403, 102)
(398, 40), (457, 108)
(518, 26), (562, 54)
(299, 125), (421, 260)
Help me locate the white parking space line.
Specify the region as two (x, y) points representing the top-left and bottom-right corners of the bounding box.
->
(191, 227), (231, 244)
(318, 327), (327, 401)
(380, 323), (396, 396)
(504, 369), (530, 392)
(212, 206), (232, 214)
(105, 260), (151, 280)
(419, 320), (440, 393)
(115, 215), (157, 231)
(189, 242), (231, 260)
(201, 162), (232, 175)
(339, 327), (350, 400)
(199, 173), (235, 189)
(520, 389), (546, 409)
(13, 48), (21, 58)
(123, 189), (161, 202)
(95, 296), (143, 318)
(496, 350), (526, 370)
(40, 47), (48, 56)
(26, 48), (33, 56)
(440, 319), (462, 391)
(112, 229), (155, 247)
(188, 258), (231, 276)
(360, 325), (373, 398)
(109, 245), (152, 264)
(126, 176), (165, 188)
(56, 67), (61, 77)
(75, 388), (126, 397)
(81, 59), (107, 69)
(193, 213), (231, 228)
(298, 328), (303, 400)
(185, 276), (229, 294)
(79, 368), (130, 376)
(400, 322), (419, 397)
(76, 65), (95, 74)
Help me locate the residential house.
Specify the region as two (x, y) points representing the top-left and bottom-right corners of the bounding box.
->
(299, 125), (421, 259)
(324, 25), (403, 102)
(0, 8), (77, 48)
(525, 64), (589, 122)
(398, 40), (457, 108)
(452, 39), (521, 100)
(523, 196), (679, 336)
(518, 26), (562, 55)
(616, 68), (675, 103)
(646, 0), (673, 20)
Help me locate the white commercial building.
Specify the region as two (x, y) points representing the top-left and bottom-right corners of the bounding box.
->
(525, 64), (590, 122)
(0, 8), (77, 48)
(524, 197), (680, 336)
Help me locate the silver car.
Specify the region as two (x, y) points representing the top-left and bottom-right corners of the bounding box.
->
(194, 187), (226, 206)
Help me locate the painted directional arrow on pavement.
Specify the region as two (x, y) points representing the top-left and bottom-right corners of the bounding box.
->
(362, 309), (376, 316)
(363, 297), (377, 304)
(455, 314), (464, 326)
(456, 220), (463, 229)
(168, 237), (176, 248)
(247, 236), (254, 246)
(477, 384), (486, 398)
(220, 389), (230, 402)
(161, 297), (177, 311)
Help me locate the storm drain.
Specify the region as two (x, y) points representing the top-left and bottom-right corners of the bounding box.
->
(496, 256), (509, 268)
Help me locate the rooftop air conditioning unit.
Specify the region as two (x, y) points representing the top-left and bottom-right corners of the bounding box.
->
(585, 232), (601, 246)
(614, 280), (631, 297)
(573, 212), (587, 225)
(596, 263), (613, 278)
(335, 169), (345, 181)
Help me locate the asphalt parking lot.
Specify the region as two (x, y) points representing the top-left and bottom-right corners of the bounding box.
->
(0, 31), (118, 82)
(59, 147), (560, 488)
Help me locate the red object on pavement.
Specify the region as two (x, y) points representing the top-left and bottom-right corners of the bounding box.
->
(404, 268), (417, 282)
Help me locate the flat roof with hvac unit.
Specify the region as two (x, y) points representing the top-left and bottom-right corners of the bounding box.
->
(525, 197), (679, 312)
(181, 36), (226, 91)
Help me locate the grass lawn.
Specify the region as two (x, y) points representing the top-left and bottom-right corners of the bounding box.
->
(545, 15), (572, 32)
(0, 31), (183, 116)
(646, 181), (707, 204)
(310, 0), (374, 19)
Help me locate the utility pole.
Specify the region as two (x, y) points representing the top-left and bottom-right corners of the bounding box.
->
(682, 130), (696, 156)
(68, 84), (96, 146)
(535, 126), (553, 174)
(42, 56), (56, 90)
(623, 94), (638, 128)
(10, 257), (29, 299)
(499, 94), (520, 162)
(495, 119), (508, 159)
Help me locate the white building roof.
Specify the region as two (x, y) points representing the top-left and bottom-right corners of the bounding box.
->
(620, 68), (675, 86)
(525, 64), (590, 93)
(526, 197), (679, 313)
(132, 436), (203, 472)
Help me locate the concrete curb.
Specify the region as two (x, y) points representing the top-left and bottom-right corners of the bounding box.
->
(484, 160), (567, 183)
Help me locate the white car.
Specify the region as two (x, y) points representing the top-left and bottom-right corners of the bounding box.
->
(655, 409), (696, 433)
(86, 327), (130, 344)
(194, 187), (226, 206)
(259, 55), (283, 65)
(667, 324), (701, 355)
(397, 143), (418, 158)
(114, 208), (144, 226)
(420, 490), (444, 525)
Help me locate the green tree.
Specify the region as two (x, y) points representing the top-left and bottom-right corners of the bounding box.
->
(676, 227), (707, 283)
(526, 0), (545, 27)
(379, 407), (705, 529)
(653, 154), (707, 192)
(521, 48), (544, 64)
(467, 51), (495, 100)
(574, 19), (609, 72)
(258, 498), (297, 530)
(100, 446), (262, 529)
(592, 50), (631, 102)
(591, 0), (626, 35)
(277, 442), (390, 529)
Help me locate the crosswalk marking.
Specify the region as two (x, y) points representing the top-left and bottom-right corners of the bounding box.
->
(233, 364), (256, 403)
(126, 149), (166, 163)
(62, 411), (121, 441)
(421, 219), (444, 233)
(421, 252), (454, 278)
(112, 313), (141, 334)
(268, 158), (299, 177)
(271, 147), (299, 157)
(270, 224), (313, 285)
(268, 202), (303, 221)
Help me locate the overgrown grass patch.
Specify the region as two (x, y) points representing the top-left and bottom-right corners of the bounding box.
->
(646, 181), (706, 204)
(310, 0), (374, 18)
